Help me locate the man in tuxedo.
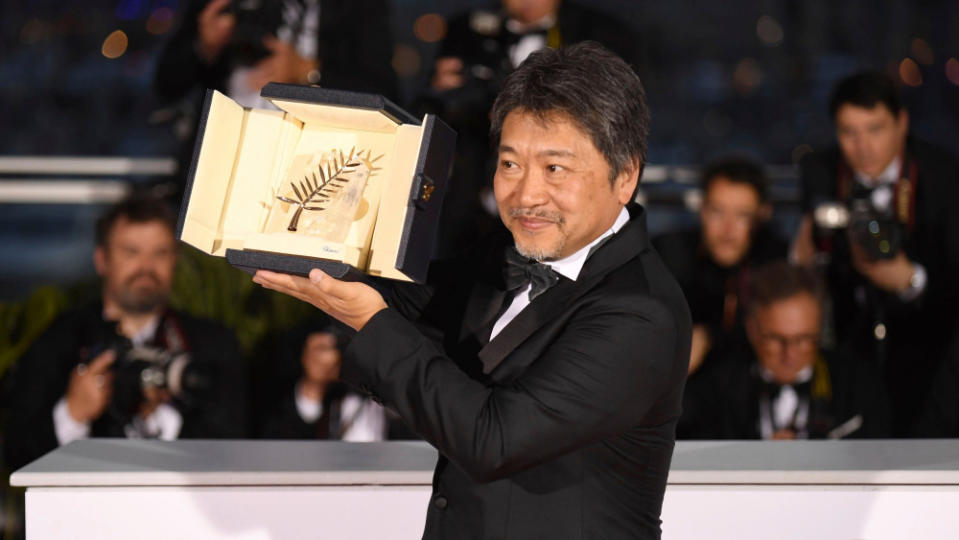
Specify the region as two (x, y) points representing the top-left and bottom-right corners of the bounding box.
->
(654, 158), (787, 377)
(255, 42), (691, 539)
(680, 260), (889, 440)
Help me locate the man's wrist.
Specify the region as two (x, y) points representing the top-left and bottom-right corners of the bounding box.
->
(899, 261), (927, 301)
(298, 59), (321, 85)
(54, 397), (92, 445)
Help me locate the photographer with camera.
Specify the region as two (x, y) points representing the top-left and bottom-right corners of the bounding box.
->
(5, 196), (247, 471)
(793, 71), (959, 436)
(155, 0), (397, 108)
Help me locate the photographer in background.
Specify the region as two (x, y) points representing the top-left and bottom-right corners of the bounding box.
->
(155, 0), (397, 107)
(4, 196), (247, 471)
(153, 0), (397, 198)
(654, 158), (787, 378)
(792, 71), (959, 436)
(255, 321), (390, 441)
(679, 261), (890, 440)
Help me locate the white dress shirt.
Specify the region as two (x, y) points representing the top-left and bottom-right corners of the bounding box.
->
(491, 207), (631, 340)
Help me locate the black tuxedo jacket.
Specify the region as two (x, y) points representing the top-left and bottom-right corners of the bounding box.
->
(342, 205), (691, 539)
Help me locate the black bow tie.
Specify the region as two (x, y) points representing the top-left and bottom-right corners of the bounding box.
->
(760, 379), (812, 400)
(503, 247), (560, 301)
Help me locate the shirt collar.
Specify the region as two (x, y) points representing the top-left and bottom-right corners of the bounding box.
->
(104, 309), (161, 347)
(854, 156), (901, 187)
(759, 364), (813, 385)
(543, 207), (630, 282)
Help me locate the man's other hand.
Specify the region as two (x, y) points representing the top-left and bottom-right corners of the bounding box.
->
(65, 349), (115, 423)
(253, 269), (388, 331)
(197, 0), (236, 63)
(432, 57), (465, 90)
(247, 36), (320, 90)
(850, 243), (916, 294)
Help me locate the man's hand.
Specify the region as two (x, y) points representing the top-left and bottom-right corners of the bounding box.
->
(65, 350), (115, 423)
(431, 57), (465, 90)
(246, 36), (320, 90)
(771, 429), (796, 440)
(253, 269), (387, 331)
(791, 215), (816, 267)
(197, 0), (236, 63)
(850, 243), (916, 294)
(687, 324), (712, 375)
(139, 387), (171, 420)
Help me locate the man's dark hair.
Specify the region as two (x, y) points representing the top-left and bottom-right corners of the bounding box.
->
(747, 260), (825, 315)
(829, 70), (903, 120)
(701, 157), (769, 203)
(489, 41), (650, 183)
(95, 194), (177, 248)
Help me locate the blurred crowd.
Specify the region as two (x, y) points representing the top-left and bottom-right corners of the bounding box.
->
(4, 0), (959, 486)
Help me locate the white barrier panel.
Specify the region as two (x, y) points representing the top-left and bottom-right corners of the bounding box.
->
(12, 439), (959, 539)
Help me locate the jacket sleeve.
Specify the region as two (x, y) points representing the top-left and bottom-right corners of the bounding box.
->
(340, 292), (680, 483)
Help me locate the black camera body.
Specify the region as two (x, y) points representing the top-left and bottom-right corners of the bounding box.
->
(88, 327), (212, 421)
(813, 187), (904, 261)
(227, 0), (283, 66)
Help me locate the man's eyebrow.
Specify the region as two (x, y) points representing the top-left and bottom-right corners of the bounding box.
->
(537, 149), (576, 158)
(497, 145), (576, 158)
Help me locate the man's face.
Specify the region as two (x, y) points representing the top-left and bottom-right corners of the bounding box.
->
(747, 292), (821, 385)
(493, 110), (637, 261)
(699, 177), (765, 267)
(503, 0), (560, 25)
(301, 332), (341, 384)
(835, 104), (908, 179)
(94, 218), (177, 314)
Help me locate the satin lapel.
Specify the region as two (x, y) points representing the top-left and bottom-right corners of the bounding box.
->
(478, 273), (599, 375)
(458, 243), (510, 343)
(478, 204), (651, 375)
(459, 280), (508, 343)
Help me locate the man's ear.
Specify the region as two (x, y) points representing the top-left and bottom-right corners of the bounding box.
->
(93, 246), (107, 277)
(616, 158), (641, 206)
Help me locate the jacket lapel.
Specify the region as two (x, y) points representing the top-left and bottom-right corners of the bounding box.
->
(478, 204), (651, 375)
(457, 243), (510, 344)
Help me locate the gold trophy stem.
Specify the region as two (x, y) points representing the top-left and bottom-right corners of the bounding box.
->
(287, 206), (304, 231)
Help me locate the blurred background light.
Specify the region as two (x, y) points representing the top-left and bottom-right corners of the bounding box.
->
(392, 44), (421, 77)
(116, 0), (149, 21)
(101, 30), (128, 59)
(733, 58), (763, 94)
(946, 58), (959, 86)
(899, 57), (922, 87)
(910, 38), (934, 66)
(413, 13), (447, 43)
(756, 15), (784, 46)
(146, 7), (175, 35)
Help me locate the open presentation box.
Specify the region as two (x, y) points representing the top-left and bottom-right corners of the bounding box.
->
(176, 83), (456, 283)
